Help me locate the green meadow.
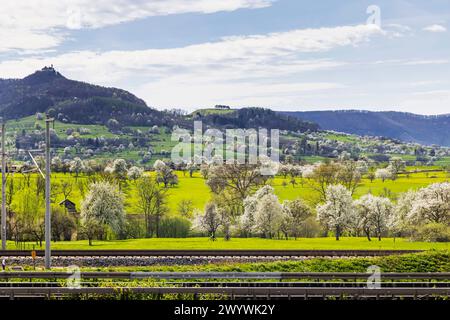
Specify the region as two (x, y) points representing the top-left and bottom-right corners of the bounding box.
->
(8, 237), (449, 251)
(8, 169), (449, 217)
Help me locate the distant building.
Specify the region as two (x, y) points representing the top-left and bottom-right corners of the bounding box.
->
(214, 105), (231, 110)
(42, 65), (55, 72)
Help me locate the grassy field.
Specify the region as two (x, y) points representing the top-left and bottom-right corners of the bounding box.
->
(8, 169), (449, 216)
(435, 156), (450, 166)
(7, 116), (118, 139)
(10, 237), (449, 251)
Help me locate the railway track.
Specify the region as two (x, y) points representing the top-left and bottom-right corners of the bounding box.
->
(0, 286), (448, 299)
(0, 271), (447, 299)
(1, 281), (449, 288)
(0, 249), (423, 257)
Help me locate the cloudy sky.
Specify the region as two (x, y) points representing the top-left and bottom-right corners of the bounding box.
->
(1, 0), (449, 114)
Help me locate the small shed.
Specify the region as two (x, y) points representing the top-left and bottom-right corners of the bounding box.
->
(59, 199), (78, 216)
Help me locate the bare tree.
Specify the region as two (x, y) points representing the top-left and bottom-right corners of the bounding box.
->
(177, 199), (194, 218)
(206, 163), (265, 216)
(136, 176), (168, 237)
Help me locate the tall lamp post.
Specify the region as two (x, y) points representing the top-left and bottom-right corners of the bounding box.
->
(44, 117), (53, 269)
(1, 119), (6, 251)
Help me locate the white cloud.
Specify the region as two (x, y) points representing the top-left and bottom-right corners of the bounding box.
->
(385, 24), (411, 32)
(402, 59), (449, 65)
(423, 24), (447, 33)
(384, 23), (413, 38)
(0, 23), (381, 108)
(0, 23), (380, 76)
(0, 0), (275, 52)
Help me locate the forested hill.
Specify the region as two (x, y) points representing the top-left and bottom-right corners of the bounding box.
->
(0, 67), (318, 132)
(191, 108), (319, 132)
(0, 66), (176, 127)
(283, 110), (450, 147)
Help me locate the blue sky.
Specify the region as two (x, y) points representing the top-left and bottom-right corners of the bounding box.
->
(1, 0), (449, 114)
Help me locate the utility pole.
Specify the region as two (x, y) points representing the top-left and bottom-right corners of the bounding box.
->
(44, 117), (53, 269)
(1, 119), (6, 251)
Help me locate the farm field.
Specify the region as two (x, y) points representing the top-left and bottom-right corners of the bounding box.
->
(9, 237), (449, 251)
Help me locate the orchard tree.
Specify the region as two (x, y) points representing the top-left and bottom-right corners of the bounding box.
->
(254, 193), (283, 238)
(106, 159), (129, 186)
(127, 166), (143, 181)
(186, 161), (198, 178)
(390, 190), (417, 235)
(388, 157), (406, 178)
(305, 162), (341, 202)
(212, 190), (241, 240)
(370, 196), (393, 240)
(242, 185), (275, 234)
(281, 199), (312, 239)
(356, 194), (393, 241)
(81, 182), (125, 240)
(408, 182), (450, 225)
(51, 156), (63, 172)
(193, 202), (222, 241)
(316, 184), (355, 240)
(206, 163), (264, 215)
(242, 186), (283, 238)
(177, 199), (194, 218)
(375, 168), (392, 182)
(153, 160), (178, 188)
(305, 161), (361, 201)
(207, 163), (264, 200)
(112, 159), (128, 179)
(336, 161), (362, 195)
(354, 195), (373, 239)
(70, 157), (85, 178)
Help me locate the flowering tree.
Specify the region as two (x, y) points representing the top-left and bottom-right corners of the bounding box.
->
(153, 160), (178, 188)
(242, 186), (283, 238)
(254, 193), (283, 238)
(70, 157), (85, 178)
(354, 195), (374, 240)
(375, 168), (392, 182)
(316, 184), (355, 240)
(127, 166), (143, 181)
(51, 156), (63, 171)
(389, 190), (417, 235)
(192, 202), (222, 241)
(408, 182), (450, 225)
(81, 182), (125, 241)
(370, 195), (393, 241)
(354, 194), (393, 241)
